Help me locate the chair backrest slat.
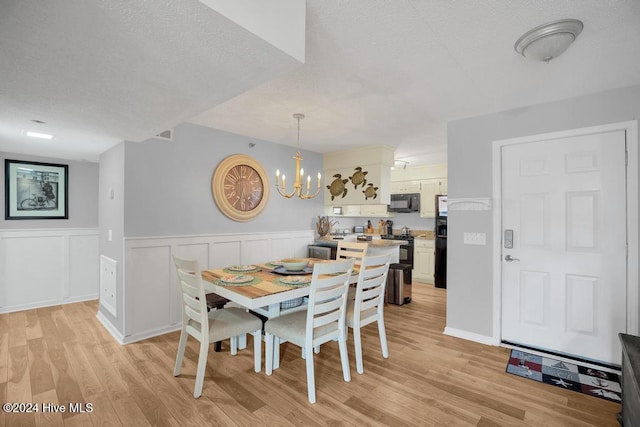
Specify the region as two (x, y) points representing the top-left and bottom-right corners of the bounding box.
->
(174, 255), (209, 331)
(305, 258), (355, 347)
(353, 253), (392, 319)
(336, 241), (368, 265)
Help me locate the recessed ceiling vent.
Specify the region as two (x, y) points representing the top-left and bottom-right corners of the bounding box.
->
(155, 129), (173, 141)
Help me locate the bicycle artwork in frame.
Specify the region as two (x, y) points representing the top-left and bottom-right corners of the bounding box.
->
(5, 159), (69, 220)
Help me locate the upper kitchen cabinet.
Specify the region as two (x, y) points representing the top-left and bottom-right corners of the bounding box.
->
(390, 180), (421, 194)
(391, 164), (447, 218)
(419, 178), (447, 217)
(323, 145), (394, 206)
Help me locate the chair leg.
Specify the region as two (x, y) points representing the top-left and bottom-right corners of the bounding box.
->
(253, 329), (261, 372)
(353, 326), (364, 374)
(214, 341), (222, 352)
(338, 332), (351, 383)
(173, 328), (188, 376)
(194, 340), (209, 398)
(377, 317), (389, 359)
(265, 332), (274, 375)
(239, 333), (247, 350)
(273, 338), (281, 370)
(230, 336), (238, 355)
(305, 345), (316, 404)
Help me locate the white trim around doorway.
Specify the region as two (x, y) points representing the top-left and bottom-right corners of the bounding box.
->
(491, 120), (639, 350)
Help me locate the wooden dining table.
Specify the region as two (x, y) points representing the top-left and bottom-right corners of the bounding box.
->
(201, 258), (329, 369)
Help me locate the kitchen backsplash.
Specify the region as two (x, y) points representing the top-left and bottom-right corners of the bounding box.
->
(324, 214), (435, 234)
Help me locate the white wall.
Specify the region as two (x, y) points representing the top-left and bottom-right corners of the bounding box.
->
(0, 228), (98, 313)
(112, 230), (313, 344)
(446, 84), (640, 340)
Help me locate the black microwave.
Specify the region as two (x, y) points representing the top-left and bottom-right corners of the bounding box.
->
(389, 193), (420, 212)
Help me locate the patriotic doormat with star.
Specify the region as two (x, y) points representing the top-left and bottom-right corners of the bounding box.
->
(505, 349), (621, 402)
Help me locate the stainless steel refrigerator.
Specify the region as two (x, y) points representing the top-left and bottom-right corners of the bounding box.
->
(434, 195), (447, 288)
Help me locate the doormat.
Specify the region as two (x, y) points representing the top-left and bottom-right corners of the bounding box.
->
(505, 349), (621, 402)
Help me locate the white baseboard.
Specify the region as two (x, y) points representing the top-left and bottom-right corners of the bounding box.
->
(121, 324), (182, 345)
(443, 326), (499, 346)
(97, 306), (182, 345)
(0, 294), (99, 314)
(96, 310), (125, 345)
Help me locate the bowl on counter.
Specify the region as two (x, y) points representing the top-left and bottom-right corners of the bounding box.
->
(281, 258), (309, 271)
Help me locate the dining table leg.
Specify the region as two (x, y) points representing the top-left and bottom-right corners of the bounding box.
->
(267, 303), (282, 370)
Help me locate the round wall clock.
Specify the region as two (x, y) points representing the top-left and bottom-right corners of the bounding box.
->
(212, 154), (270, 222)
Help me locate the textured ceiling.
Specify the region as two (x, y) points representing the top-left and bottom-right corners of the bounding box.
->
(2, 1), (640, 165)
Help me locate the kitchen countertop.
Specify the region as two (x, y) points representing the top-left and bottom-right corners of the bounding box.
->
(313, 236), (405, 247)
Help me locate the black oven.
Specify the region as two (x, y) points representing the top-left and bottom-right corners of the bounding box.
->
(381, 235), (414, 268)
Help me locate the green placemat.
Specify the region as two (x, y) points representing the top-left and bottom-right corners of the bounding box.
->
(215, 276), (262, 287)
(270, 277), (311, 287)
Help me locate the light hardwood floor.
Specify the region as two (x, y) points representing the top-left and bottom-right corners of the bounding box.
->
(1, 282), (621, 426)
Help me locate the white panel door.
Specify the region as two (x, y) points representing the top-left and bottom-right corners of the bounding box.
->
(501, 130), (627, 364)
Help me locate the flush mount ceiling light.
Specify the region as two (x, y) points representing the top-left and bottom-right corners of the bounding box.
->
(514, 19), (584, 63)
(392, 160), (409, 170)
(26, 131), (54, 140)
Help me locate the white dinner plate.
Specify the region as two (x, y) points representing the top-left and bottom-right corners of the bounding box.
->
(228, 265), (257, 272)
(280, 276), (311, 285)
(220, 274), (253, 284)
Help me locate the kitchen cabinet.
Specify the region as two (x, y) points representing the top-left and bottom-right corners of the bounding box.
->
(390, 164), (447, 217)
(324, 204), (393, 218)
(419, 178), (447, 218)
(413, 238), (435, 284)
(360, 204), (390, 217)
(390, 180), (421, 194)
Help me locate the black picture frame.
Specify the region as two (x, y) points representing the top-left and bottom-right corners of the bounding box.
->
(5, 159), (69, 220)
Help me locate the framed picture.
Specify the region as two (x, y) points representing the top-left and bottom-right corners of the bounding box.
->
(5, 159), (69, 220)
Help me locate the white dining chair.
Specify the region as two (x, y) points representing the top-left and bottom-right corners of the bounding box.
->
(264, 258), (355, 404)
(337, 241), (369, 291)
(336, 241), (369, 265)
(346, 252), (392, 374)
(173, 256), (231, 352)
(173, 260), (262, 398)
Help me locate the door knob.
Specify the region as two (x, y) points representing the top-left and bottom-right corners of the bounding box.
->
(504, 255), (520, 262)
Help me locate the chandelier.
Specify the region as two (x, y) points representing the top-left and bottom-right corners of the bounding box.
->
(275, 113), (322, 199)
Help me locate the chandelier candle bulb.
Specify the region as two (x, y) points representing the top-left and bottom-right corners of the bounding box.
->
(275, 113), (321, 199)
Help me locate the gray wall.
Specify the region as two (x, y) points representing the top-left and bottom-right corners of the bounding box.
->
(1, 152), (98, 229)
(96, 123), (324, 337)
(122, 122), (324, 237)
(98, 143), (125, 329)
(447, 84), (640, 337)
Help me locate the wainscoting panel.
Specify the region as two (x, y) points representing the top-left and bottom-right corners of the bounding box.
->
(210, 240), (242, 269)
(0, 228), (99, 313)
(69, 233), (100, 298)
(241, 237), (271, 265)
(121, 230), (314, 343)
(126, 245), (173, 338)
